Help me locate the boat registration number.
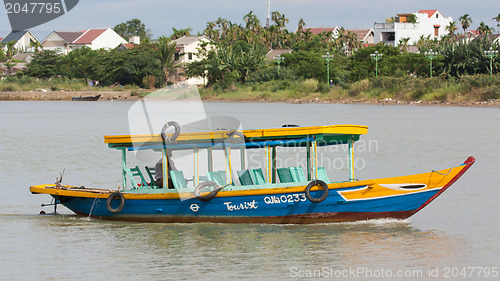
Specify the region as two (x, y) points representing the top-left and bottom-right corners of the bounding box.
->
(264, 194), (307, 205)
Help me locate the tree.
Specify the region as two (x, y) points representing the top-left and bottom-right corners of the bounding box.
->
(6, 41), (16, 59)
(493, 13), (500, 34)
(156, 36), (178, 82)
(446, 21), (458, 37)
(113, 18), (152, 42)
(477, 21), (493, 35)
(171, 27), (191, 40)
(406, 14), (418, 24)
(26, 50), (61, 78)
(459, 14), (472, 36)
(398, 37), (410, 52)
(29, 39), (43, 52)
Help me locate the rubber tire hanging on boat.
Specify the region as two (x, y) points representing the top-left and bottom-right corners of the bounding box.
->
(227, 131), (247, 144)
(305, 180), (329, 203)
(161, 121), (180, 143)
(194, 181), (221, 202)
(106, 192), (125, 213)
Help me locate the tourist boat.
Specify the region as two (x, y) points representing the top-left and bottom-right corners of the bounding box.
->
(30, 123), (474, 224)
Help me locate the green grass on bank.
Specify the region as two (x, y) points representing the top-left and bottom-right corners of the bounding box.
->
(0, 76), (141, 92)
(199, 74), (500, 103)
(1, 75), (498, 103)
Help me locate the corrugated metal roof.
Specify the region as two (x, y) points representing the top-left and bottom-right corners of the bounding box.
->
(173, 35), (209, 47)
(1, 30), (28, 44)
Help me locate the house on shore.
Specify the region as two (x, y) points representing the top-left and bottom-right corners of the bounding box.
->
(374, 9), (453, 46)
(41, 31), (83, 55)
(1, 30), (40, 52)
(42, 28), (126, 53)
(172, 35), (212, 85)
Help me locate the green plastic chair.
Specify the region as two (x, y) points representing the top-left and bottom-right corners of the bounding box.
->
(250, 168), (266, 185)
(237, 170), (254, 186)
(124, 166), (149, 189)
(289, 166), (307, 182)
(145, 166), (157, 188)
(316, 167), (331, 184)
(277, 168), (294, 183)
(207, 170), (227, 186)
(170, 170), (188, 189)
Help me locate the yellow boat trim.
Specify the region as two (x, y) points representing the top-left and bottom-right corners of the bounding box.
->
(104, 124), (368, 145)
(30, 163), (463, 201)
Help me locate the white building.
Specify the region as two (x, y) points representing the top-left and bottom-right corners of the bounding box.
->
(173, 35), (212, 85)
(1, 30), (40, 52)
(374, 10), (453, 46)
(42, 28), (126, 54)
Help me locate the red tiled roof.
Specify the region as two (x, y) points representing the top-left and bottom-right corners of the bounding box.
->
(419, 10), (438, 18)
(73, 29), (107, 44)
(0, 37), (3, 41)
(306, 27), (336, 35)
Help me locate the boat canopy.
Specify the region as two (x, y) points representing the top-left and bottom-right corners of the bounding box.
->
(104, 124), (368, 151)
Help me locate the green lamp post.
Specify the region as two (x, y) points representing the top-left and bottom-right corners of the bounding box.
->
(424, 49), (438, 78)
(273, 55), (284, 74)
(484, 47), (499, 76)
(322, 52), (334, 85)
(370, 51), (383, 78)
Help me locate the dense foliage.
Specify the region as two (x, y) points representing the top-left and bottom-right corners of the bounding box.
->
(9, 11), (500, 93)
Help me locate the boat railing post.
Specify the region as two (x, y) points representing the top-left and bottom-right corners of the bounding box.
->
(194, 148), (199, 186)
(208, 148), (213, 172)
(313, 140), (318, 180)
(162, 146), (169, 189)
(306, 141), (311, 180)
(121, 148), (127, 189)
(349, 135), (354, 181)
(240, 147), (246, 171)
(271, 146), (277, 183)
(224, 146), (233, 185)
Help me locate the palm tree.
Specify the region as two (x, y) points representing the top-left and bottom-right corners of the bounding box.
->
(446, 21), (458, 37)
(492, 13), (500, 34)
(477, 21), (493, 35)
(459, 14), (472, 36)
(6, 41), (16, 59)
(171, 27), (191, 40)
(399, 37), (410, 52)
(297, 18), (306, 34)
(29, 39), (43, 52)
(156, 36), (178, 83)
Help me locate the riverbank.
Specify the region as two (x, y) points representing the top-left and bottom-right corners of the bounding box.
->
(1, 89), (499, 107)
(0, 90), (144, 101)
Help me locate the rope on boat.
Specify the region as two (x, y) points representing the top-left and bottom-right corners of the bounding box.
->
(89, 192), (105, 218)
(432, 168), (452, 176)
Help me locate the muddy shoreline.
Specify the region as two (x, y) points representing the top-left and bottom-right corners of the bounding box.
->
(1, 90), (499, 107)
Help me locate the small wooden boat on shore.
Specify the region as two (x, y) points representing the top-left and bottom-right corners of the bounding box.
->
(71, 94), (101, 101)
(30, 123), (474, 224)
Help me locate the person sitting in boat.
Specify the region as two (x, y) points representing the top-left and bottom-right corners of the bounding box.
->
(155, 150), (177, 188)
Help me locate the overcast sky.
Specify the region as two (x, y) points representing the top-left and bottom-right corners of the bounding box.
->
(1, 0), (499, 40)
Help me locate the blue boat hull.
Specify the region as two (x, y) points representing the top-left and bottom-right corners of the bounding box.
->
(53, 188), (440, 224)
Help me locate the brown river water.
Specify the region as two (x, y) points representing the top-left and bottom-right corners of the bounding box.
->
(0, 101), (499, 280)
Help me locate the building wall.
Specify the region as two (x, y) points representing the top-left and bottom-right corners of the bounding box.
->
(374, 10), (453, 46)
(42, 33), (70, 54)
(15, 32), (38, 52)
(176, 37), (212, 85)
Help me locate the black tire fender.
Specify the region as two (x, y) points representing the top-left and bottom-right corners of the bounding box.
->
(161, 121), (180, 143)
(194, 181), (221, 202)
(106, 191), (125, 213)
(305, 180), (329, 203)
